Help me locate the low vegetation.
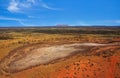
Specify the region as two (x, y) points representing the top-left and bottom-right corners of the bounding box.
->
(0, 26), (120, 78)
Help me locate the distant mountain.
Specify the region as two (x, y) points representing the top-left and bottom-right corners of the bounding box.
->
(56, 24), (69, 27)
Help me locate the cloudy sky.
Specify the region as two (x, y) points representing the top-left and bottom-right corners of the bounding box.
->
(0, 0), (120, 26)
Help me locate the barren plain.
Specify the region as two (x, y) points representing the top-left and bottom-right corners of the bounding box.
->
(0, 27), (120, 78)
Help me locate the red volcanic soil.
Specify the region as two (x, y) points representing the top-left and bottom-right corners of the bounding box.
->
(50, 45), (120, 78)
(51, 56), (120, 78)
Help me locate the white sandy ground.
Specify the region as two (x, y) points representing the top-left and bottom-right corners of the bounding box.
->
(0, 43), (119, 73)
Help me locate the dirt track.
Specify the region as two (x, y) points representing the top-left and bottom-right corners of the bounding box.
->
(0, 43), (119, 74)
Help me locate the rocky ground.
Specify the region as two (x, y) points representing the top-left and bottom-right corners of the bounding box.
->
(0, 42), (120, 78)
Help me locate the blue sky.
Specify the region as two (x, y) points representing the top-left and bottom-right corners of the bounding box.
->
(0, 0), (120, 26)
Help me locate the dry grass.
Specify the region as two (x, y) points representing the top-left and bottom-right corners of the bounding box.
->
(0, 27), (120, 78)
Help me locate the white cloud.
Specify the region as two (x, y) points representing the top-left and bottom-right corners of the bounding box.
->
(18, 20), (35, 26)
(7, 0), (35, 13)
(0, 16), (36, 26)
(0, 16), (19, 21)
(7, 0), (19, 12)
(0, 16), (25, 25)
(7, 0), (60, 13)
(40, 0), (60, 10)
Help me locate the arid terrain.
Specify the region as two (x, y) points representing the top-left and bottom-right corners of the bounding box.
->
(0, 26), (120, 78)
